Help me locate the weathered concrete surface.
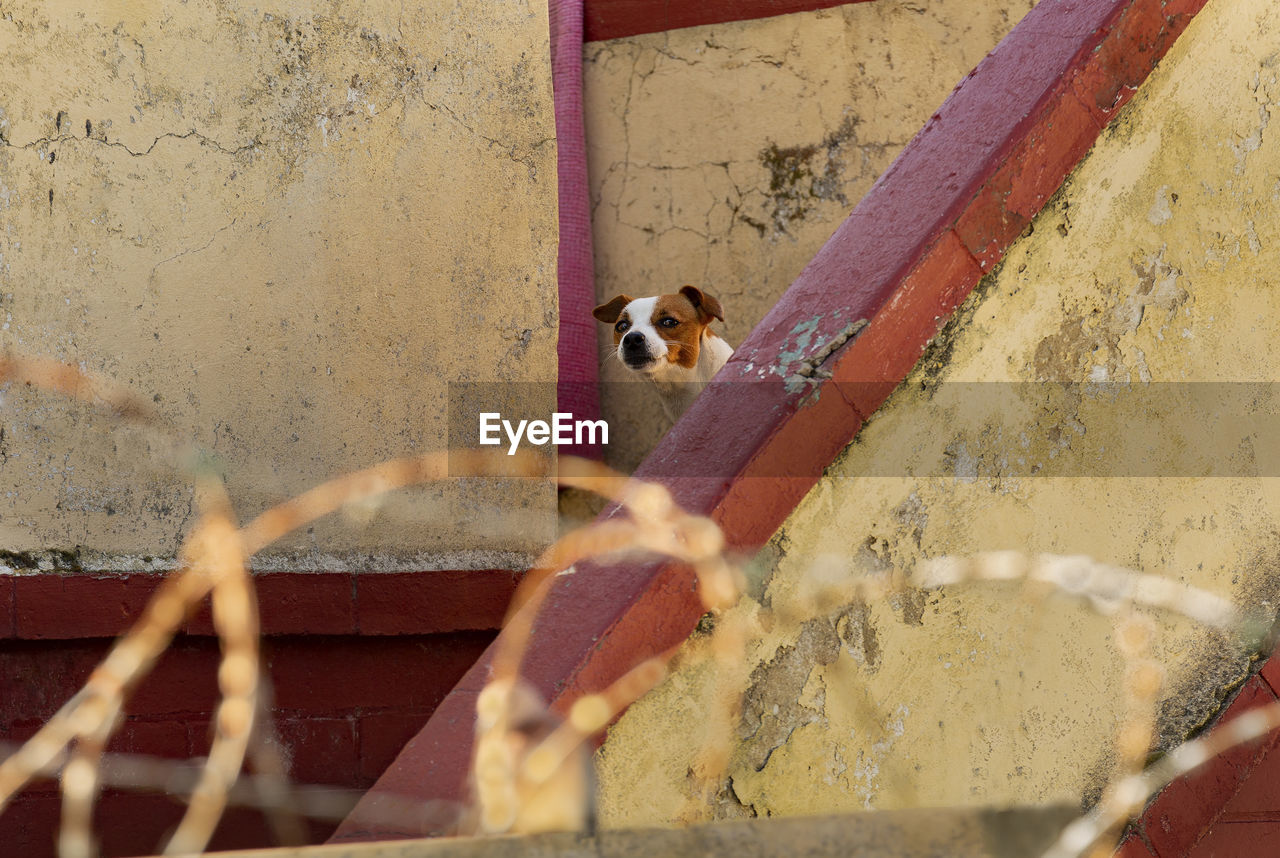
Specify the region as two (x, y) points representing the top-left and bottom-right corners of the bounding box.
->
(584, 0), (1039, 470)
(596, 0), (1280, 827)
(0, 2), (558, 569)
(169, 805), (1077, 858)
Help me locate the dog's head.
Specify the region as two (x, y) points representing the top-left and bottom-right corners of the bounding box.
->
(593, 286), (725, 375)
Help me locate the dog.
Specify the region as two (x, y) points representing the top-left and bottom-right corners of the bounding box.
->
(593, 285), (732, 421)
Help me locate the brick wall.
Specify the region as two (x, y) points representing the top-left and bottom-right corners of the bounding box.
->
(0, 570), (515, 856)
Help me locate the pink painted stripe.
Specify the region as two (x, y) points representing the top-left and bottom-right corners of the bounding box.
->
(332, 0), (1209, 841)
(552, 0), (603, 460)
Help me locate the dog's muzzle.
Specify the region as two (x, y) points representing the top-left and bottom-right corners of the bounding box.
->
(621, 331), (657, 370)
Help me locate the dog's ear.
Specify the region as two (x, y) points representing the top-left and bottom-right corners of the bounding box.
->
(679, 285), (724, 324)
(593, 295), (633, 324)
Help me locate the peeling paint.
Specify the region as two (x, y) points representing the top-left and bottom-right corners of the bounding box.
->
(738, 616), (841, 773)
(596, 0), (1280, 828)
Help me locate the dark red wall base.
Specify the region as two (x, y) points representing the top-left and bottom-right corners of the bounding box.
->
(0, 568), (516, 857)
(6, 791), (340, 858)
(0, 631), (493, 857)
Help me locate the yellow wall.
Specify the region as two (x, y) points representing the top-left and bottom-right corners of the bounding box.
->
(584, 0), (1039, 470)
(596, 0), (1280, 825)
(0, 2), (558, 570)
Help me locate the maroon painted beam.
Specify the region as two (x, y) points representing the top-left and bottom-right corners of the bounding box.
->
(585, 0), (876, 42)
(333, 0), (1211, 841)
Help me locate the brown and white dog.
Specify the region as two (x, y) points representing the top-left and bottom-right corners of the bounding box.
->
(593, 285), (733, 421)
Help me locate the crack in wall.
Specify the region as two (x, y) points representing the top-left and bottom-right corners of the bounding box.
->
(0, 0), (560, 561)
(4, 128), (259, 159)
(427, 99), (554, 173)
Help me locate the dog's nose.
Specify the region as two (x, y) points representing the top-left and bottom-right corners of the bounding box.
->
(622, 332), (646, 352)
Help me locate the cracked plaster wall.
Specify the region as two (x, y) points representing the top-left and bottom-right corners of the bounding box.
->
(0, 2), (558, 570)
(595, 0), (1280, 826)
(584, 0), (1038, 470)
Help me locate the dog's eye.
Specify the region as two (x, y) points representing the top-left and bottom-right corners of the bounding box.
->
(658, 317), (679, 328)
(615, 319), (630, 333)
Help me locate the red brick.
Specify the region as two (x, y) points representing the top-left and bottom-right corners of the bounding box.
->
(331, 690), (477, 841)
(0, 575), (15, 637)
(1144, 777), (1214, 858)
(260, 571), (356, 634)
(1093, 0), (1163, 86)
(108, 717), (191, 759)
(150, 632), (496, 720)
(466, 551), (694, 715)
(0, 637), (222, 728)
(1216, 674), (1280, 735)
(1112, 834), (1158, 858)
(13, 574), (156, 639)
(1067, 58), (1133, 128)
(1163, 0), (1210, 18)
(545, 558), (704, 707)
(644, 361), (821, 480)
(953, 163), (1025, 272)
(450, 648), (497, 696)
(0, 793), (61, 858)
(1069, 0), (1207, 126)
(742, 380), (862, 483)
(356, 569), (518, 635)
(710, 377), (863, 549)
(272, 715), (359, 786)
(95, 792), (183, 857)
(0, 789), (324, 858)
(186, 716), (215, 758)
(1258, 653), (1280, 697)
(265, 633), (492, 713)
(830, 230), (983, 403)
(1188, 821), (1280, 857)
(1004, 92), (1101, 217)
(357, 712), (434, 783)
(5, 568), (516, 640)
(1095, 0), (1185, 98)
(0, 639), (107, 726)
(1143, 678), (1279, 858)
(1218, 711), (1280, 817)
(94, 790), (314, 856)
(125, 638), (222, 716)
(955, 90), (1101, 270)
(715, 477), (823, 560)
(186, 571), (357, 636)
(1213, 696), (1280, 819)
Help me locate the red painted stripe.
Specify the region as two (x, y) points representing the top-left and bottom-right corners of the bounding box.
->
(584, 0), (876, 42)
(334, 0), (1211, 840)
(1, 569), (519, 639)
